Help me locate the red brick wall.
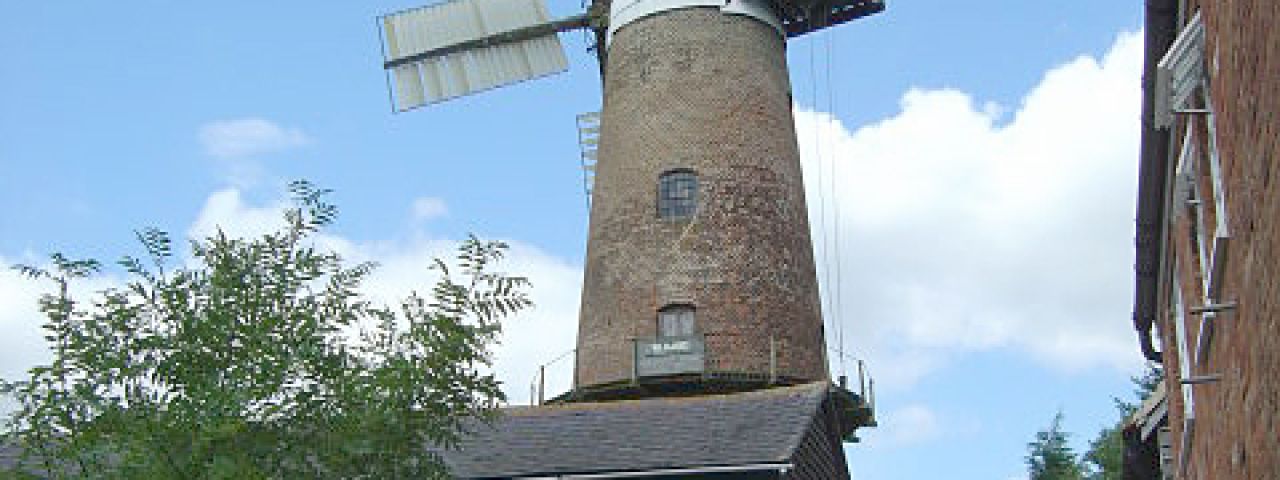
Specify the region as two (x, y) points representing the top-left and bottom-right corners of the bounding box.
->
(574, 8), (829, 388)
(1156, 1), (1280, 477)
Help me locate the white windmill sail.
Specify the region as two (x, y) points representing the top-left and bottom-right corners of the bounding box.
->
(381, 0), (571, 110)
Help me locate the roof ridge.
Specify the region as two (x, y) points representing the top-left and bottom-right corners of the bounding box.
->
(501, 380), (831, 416)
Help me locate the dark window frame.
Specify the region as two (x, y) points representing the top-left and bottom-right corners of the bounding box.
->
(657, 169), (698, 220)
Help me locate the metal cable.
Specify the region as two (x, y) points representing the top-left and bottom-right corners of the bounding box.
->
(824, 30), (847, 379)
(807, 33), (837, 374)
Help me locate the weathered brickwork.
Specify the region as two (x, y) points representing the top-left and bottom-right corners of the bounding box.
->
(574, 8), (828, 387)
(1154, 0), (1280, 478)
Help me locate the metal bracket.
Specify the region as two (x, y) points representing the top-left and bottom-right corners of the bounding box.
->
(1190, 302), (1237, 314)
(1181, 374), (1223, 385)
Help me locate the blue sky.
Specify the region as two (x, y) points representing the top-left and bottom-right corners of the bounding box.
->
(1, 1), (1150, 478)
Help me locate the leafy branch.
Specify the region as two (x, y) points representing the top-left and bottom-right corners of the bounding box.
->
(2, 181), (531, 479)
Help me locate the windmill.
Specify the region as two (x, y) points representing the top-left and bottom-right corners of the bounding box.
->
(376, 0), (882, 473)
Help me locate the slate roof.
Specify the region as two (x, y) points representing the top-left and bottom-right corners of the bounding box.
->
(441, 381), (831, 478)
(0, 439), (47, 477)
(0, 441), (19, 472)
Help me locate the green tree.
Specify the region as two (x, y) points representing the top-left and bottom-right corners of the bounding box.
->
(1027, 411), (1085, 480)
(1083, 422), (1124, 480)
(0, 181), (531, 478)
(1082, 365), (1164, 479)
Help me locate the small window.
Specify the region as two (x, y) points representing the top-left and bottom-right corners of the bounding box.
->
(658, 305), (695, 338)
(658, 170), (698, 219)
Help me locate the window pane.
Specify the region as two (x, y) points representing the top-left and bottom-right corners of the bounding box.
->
(658, 170), (697, 219)
(679, 310), (693, 336)
(658, 305), (695, 337)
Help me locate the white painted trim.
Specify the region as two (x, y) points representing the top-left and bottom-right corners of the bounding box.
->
(1178, 417), (1196, 477)
(1193, 91), (1229, 372)
(1171, 265), (1194, 421)
(722, 0), (783, 33)
(1203, 94), (1230, 240)
(1171, 125), (1196, 222)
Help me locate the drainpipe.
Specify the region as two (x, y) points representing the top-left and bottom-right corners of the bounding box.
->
(1132, 0), (1178, 363)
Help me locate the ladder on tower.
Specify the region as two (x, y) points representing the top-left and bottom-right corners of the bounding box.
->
(575, 111), (600, 205)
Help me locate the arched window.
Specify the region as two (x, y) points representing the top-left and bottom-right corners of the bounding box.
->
(657, 304), (695, 338)
(657, 169), (698, 219)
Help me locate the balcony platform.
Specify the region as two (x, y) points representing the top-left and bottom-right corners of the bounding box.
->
(775, 0), (885, 37)
(552, 373), (876, 442)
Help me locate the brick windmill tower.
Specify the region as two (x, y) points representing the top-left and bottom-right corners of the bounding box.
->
(379, 0), (880, 477)
(575, 1), (845, 396)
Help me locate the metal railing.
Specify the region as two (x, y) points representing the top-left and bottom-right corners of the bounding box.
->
(527, 335), (877, 414)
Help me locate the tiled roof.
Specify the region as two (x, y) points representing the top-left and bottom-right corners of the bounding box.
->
(3, 382), (839, 478)
(0, 441), (19, 472)
(441, 382), (831, 478)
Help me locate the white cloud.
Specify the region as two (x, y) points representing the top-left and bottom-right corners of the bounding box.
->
(0, 258), (46, 416)
(184, 187), (582, 405)
(198, 118), (310, 159)
(187, 188), (288, 240)
(487, 242), (582, 404)
(801, 31), (1147, 389)
(411, 197), (448, 222)
(0, 255), (126, 415)
(0, 257), (52, 384)
(861, 404), (943, 447)
(2, 187), (581, 418)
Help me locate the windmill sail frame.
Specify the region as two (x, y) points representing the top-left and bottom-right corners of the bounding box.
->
(379, 0), (585, 111)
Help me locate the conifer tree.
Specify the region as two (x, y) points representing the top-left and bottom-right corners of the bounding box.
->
(1082, 365), (1164, 479)
(1027, 411), (1085, 480)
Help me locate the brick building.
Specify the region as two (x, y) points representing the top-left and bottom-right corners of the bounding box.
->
(574, 5), (827, 393)
(1128, 0), (1279, 478)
